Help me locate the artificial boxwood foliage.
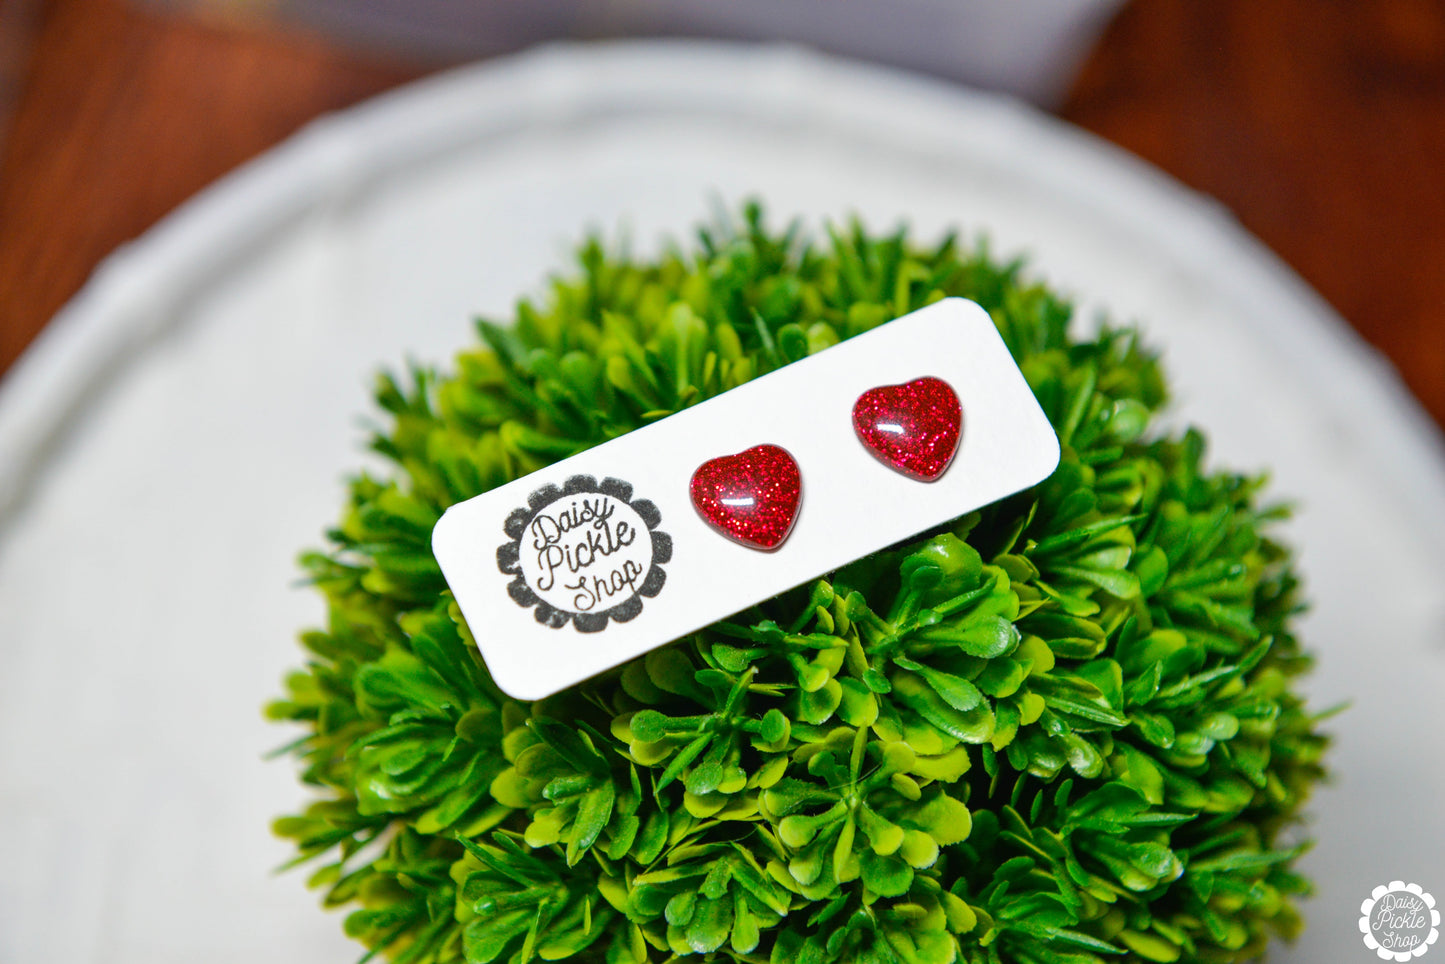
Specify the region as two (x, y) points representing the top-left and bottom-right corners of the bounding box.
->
(269, 204), (1331, 964)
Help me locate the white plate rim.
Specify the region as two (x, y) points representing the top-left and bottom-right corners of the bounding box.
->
(1, 38), (1442, 548)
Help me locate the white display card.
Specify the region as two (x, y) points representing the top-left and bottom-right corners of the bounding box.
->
(432, 298), (1060, 699)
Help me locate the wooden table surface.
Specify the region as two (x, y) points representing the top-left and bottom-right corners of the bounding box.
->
(3, 0), (1444, 429)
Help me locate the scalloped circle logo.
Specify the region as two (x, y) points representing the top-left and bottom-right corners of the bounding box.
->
(497, 475), (670, 632)
(1361, 882), (1440, 960)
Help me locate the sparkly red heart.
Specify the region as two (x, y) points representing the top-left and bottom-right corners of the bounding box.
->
(852, 376), (962, 481)
(689, 444), (802, 551)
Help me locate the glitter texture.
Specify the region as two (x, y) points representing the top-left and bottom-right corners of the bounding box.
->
(689, 444), (802, 550)
(852, 376), (962, 481)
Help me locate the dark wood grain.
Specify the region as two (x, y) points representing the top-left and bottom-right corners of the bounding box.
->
(1, 0), (1443, 431)
(0, 0), (423, 376)
(1061, 0), (1445, 427)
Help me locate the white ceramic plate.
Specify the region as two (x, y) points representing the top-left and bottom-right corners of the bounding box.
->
(1, 41), (1442, 964)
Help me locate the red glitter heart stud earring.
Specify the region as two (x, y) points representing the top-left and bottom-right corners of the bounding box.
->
(690, 444), (802, 551)
(853, 376), (962, 482)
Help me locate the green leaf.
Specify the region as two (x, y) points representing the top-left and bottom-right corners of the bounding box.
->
(566, 782), (615, 865)
(685, 895), (734, 953)
(908, 793), (972, 845)
(1119, 930), (1181, 962)
(956, 616), (1022, 658)
(894, 673), (996, 743)
(1132, 545), (1169, 596)
(897, 658), (984, 711)
(1052, 564), (1141, 599)
(859, 850), (913, 896)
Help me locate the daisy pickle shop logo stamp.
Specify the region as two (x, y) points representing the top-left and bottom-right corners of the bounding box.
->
(1360, 882), (1440, 960)
(497, 475), (670, 632)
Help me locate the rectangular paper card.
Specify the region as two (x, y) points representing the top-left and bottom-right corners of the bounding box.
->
(432, 297), (1060, 699)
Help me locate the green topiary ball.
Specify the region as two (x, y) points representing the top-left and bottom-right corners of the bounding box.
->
(269, 204), (1329, 964)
